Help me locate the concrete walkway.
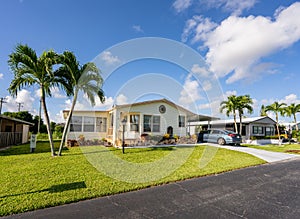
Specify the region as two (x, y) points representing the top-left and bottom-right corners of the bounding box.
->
(118, 143), (299, 163)
(207, 144), (299, 163)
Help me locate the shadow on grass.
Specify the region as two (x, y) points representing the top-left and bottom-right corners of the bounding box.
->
(0, 141), (68, 156)
(0, 181), (87, 199)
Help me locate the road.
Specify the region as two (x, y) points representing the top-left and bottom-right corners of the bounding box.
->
(4, 157), (300, 219)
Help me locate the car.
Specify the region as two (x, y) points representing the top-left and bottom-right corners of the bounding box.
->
(197, 129), (242, 145)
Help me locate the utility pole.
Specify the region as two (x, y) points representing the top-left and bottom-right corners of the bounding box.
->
(0, 97), (7, 114)
(17, 102), (24, 112)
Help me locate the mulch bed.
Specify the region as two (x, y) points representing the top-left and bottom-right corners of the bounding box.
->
(285, 150), (300, 154)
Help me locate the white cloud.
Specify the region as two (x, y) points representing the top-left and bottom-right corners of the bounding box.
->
(201, 0), (257, 15)
(50, 87), (66, 99)
(95, 96), (114, 109)
(0, 73), (3, 79)
(179, 74), (202, 106)
(198, 90), (237, 116)
(116, 94), (128, 105)
(190, 64), (211, 78)
(100, 51), (121, 65)
(201, 80), (212, 91)
(64, 95), (115, 111)
(35, 89), (41, 98)
(172, 0), (193, 13)
(4, 89), (35, 112)
(183, 2), (300, 84)
(278, 94), (300, 106)
(132, 25), (144, 33)
(50, 110), (65, 123)
(260, 94), (300, 107)
(182, 16), (217, 43)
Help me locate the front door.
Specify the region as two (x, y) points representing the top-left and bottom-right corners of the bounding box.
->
(167, 126), (173, 137)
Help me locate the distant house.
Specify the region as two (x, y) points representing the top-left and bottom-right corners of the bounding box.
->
(189, 116), (276, 140)
(281, 122), (299, 131)
(0, 115), (33, 147)
(63, 98), (216, 146)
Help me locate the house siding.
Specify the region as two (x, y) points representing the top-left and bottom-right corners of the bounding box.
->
(66, 111), (109, 141)
(68, 100), (192, 146)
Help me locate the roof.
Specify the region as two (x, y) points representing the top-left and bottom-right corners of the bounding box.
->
(190, 116), (276, 125)
(0, 115), (34, 126)
(114, 98), (218, 121)
(114, 98), (194, 114)
(64, 98), (218, 122)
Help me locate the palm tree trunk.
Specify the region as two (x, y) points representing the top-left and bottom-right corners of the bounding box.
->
(58, 90), (78, 156)
(293, 113), (298, 131)
(275, 113), (281, 145)
(233, 112), (238, 133)
(239, 113), (243, 135)
(41, 89), (56, 156)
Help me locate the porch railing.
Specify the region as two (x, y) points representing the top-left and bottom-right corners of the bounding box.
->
(0, 132), (23, 147)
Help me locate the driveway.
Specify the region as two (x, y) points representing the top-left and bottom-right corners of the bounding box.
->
(206, 144), (299, 163)
(3, 157), (300, 219)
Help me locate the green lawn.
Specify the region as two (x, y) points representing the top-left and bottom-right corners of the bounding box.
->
(0, 142), (265, 216)
(242, 143), (300, 154)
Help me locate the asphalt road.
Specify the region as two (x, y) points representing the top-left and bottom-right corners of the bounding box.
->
(4, 157), (300, 219)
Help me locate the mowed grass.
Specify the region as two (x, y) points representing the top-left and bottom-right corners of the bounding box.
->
(0, 142), (265, 216)
(243, 143), (300, 154)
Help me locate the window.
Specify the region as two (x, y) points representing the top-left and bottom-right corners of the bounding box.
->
(96, 117), (107, 132)
(130, 115), (140, 132)
(143, 115), (160, 132)
(70, 116), (82, 132)
(253, 126), (263, 134)
(152, 116), (160, 132)
(179, 115), (185, 127)
(109, 113), (114, 128)
(143, 115), (152, 132)
(265, 127), (275, 136)
(83, 116), (95, 132)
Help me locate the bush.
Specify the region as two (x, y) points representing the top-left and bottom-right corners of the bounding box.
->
(292, 130), (300, 138)
(250, 135), (279, 140)
(36, 133), (49, 140)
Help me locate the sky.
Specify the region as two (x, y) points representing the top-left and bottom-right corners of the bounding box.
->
(0, 0), (300, 123)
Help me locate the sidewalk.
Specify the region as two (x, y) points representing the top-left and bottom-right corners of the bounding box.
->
(208, 144), (299, 162)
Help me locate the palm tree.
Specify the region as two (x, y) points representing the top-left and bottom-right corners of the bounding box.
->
(220, 95), (239, 133)
(8, 44), (72, 156)
(265, 102), (287, 142)
(237, 95), (253, 135)
(57, 51), (105, 156)
(260, 104), (267, 116)
(285, 103), (300, 131)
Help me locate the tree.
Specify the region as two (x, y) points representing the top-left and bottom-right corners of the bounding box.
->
(50, 121), (56, 134)
(260, 104), (267, 116)
(8, 44), (72, 156)
(32, 115), (47, 134)
(220, 95), (239, 133)
(3, 111), (33, 123)
(236, 95), (253, 134)
(285, 103), (300, 131)
(57, 51), (105, 156)
(265, 102), (287, 142)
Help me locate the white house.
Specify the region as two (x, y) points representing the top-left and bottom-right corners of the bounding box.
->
(63, 98), (216, 146)
(189, 116), (276, 141)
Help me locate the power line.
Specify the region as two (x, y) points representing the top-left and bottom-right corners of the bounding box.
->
(0, 97), (7, 114)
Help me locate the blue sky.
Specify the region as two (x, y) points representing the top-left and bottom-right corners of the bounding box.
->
(0, 0), (300, 123)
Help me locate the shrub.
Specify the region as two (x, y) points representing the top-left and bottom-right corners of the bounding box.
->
(250, 135), (279, 140)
